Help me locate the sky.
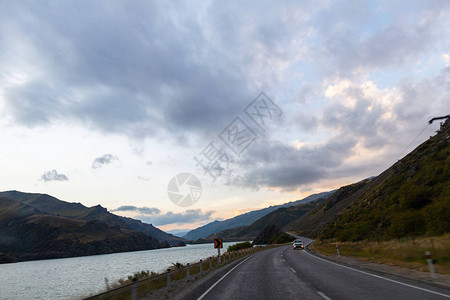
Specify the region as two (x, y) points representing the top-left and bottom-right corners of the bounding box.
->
(0, 0), (449, 231)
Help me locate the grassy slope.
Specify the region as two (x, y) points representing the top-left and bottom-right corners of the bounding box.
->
(0, 191), (90, 218)
(286, 176), (389, 237)
(320, 123), (449, 242)
(289, 120), (449, 243)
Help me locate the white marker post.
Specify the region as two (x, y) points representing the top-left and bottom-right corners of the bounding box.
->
(104, 277), (109, 290)
(336, 245), (340, 257)
(426, 251), (436, 279)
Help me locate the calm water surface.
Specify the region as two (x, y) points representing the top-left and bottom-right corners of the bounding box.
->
(0, 242), (240, 300)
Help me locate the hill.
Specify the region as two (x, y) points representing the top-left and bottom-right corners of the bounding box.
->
(183, 191), (334, 241)
(285, 177), (382, 237)
(0, 191), (184, 245)
(289, 118), (450, 241)
(167, 229), (190, 237)
(0, 197), (160, 263)
(252, 224), (295, 245)
(208, 198), (326, 240)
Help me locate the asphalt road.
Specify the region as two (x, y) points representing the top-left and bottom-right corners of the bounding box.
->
(189, 237), (449, 300)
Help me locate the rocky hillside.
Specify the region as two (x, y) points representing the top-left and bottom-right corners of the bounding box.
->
(0, 198), (160, 263)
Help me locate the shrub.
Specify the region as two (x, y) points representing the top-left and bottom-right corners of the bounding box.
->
(272, 232), (295, 244)
(127, 270), (158, 281)
(171, 262), (185, 269)
(227, 241), (253, 252)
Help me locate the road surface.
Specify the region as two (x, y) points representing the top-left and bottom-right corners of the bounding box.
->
(181, 237), (449, 300)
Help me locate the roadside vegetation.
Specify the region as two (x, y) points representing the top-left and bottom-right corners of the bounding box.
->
(312, 234), (450, 275)
(85, 244), (281, 299)
(227, 241), (253, 252)
(271, 232), (296, 244)
(320, 127), (449, 242)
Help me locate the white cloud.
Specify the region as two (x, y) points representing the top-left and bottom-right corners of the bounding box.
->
(41, 170), (68, 182)
(443, 54), (450, 66)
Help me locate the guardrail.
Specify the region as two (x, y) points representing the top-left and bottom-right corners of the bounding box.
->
(84, 246), (261, 300)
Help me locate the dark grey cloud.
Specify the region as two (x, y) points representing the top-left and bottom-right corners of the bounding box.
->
(1, 0), (449, 193)
(111, 205), (214, 226)
(395, 73), (449, 123)
(310, 0), (450, 76)
(0, 1), (335, 142)
(41, 169), (68, 182)
(322, 98), (392, 149)
(223, 68), (449, 191)
(292, 111), (319, 132)
(112, 206), (160, 215)
(1, 1), (447, 138)
(0, 1), (256, 139)
(139, 209), (214, 226)
(226, 135), (357, 191)
(92, 154), (118, 169)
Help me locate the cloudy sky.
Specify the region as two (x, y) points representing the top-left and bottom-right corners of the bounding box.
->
(0, 0), (448, 231)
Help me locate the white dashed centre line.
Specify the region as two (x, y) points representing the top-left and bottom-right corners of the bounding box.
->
(317, 291), (332, 300)
(304, 250), (450, 298)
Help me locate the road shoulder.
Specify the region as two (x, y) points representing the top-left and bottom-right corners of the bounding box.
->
(143, 255), (250, 300)
(306, 243), (450, 291)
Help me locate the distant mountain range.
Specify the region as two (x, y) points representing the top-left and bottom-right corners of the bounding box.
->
(0, 191), (184, 263)
(183, 191), (335, 241)
(166, 229), (190, 237)
(207, 198), (327, 241)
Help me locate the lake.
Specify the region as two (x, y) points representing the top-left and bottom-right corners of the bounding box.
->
(0, 242), (240, 300)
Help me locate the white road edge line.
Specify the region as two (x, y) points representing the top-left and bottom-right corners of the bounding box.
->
(304, 249), (450, 298)
(288, 266), (296, 274)
(197, 255), (252, 300)
(317, 291), (332, 300)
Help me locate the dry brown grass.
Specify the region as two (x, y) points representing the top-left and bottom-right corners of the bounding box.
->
(313, 234), (450, 275)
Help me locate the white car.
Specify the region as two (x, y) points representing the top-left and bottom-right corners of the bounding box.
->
(293, 240), (304, 250)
